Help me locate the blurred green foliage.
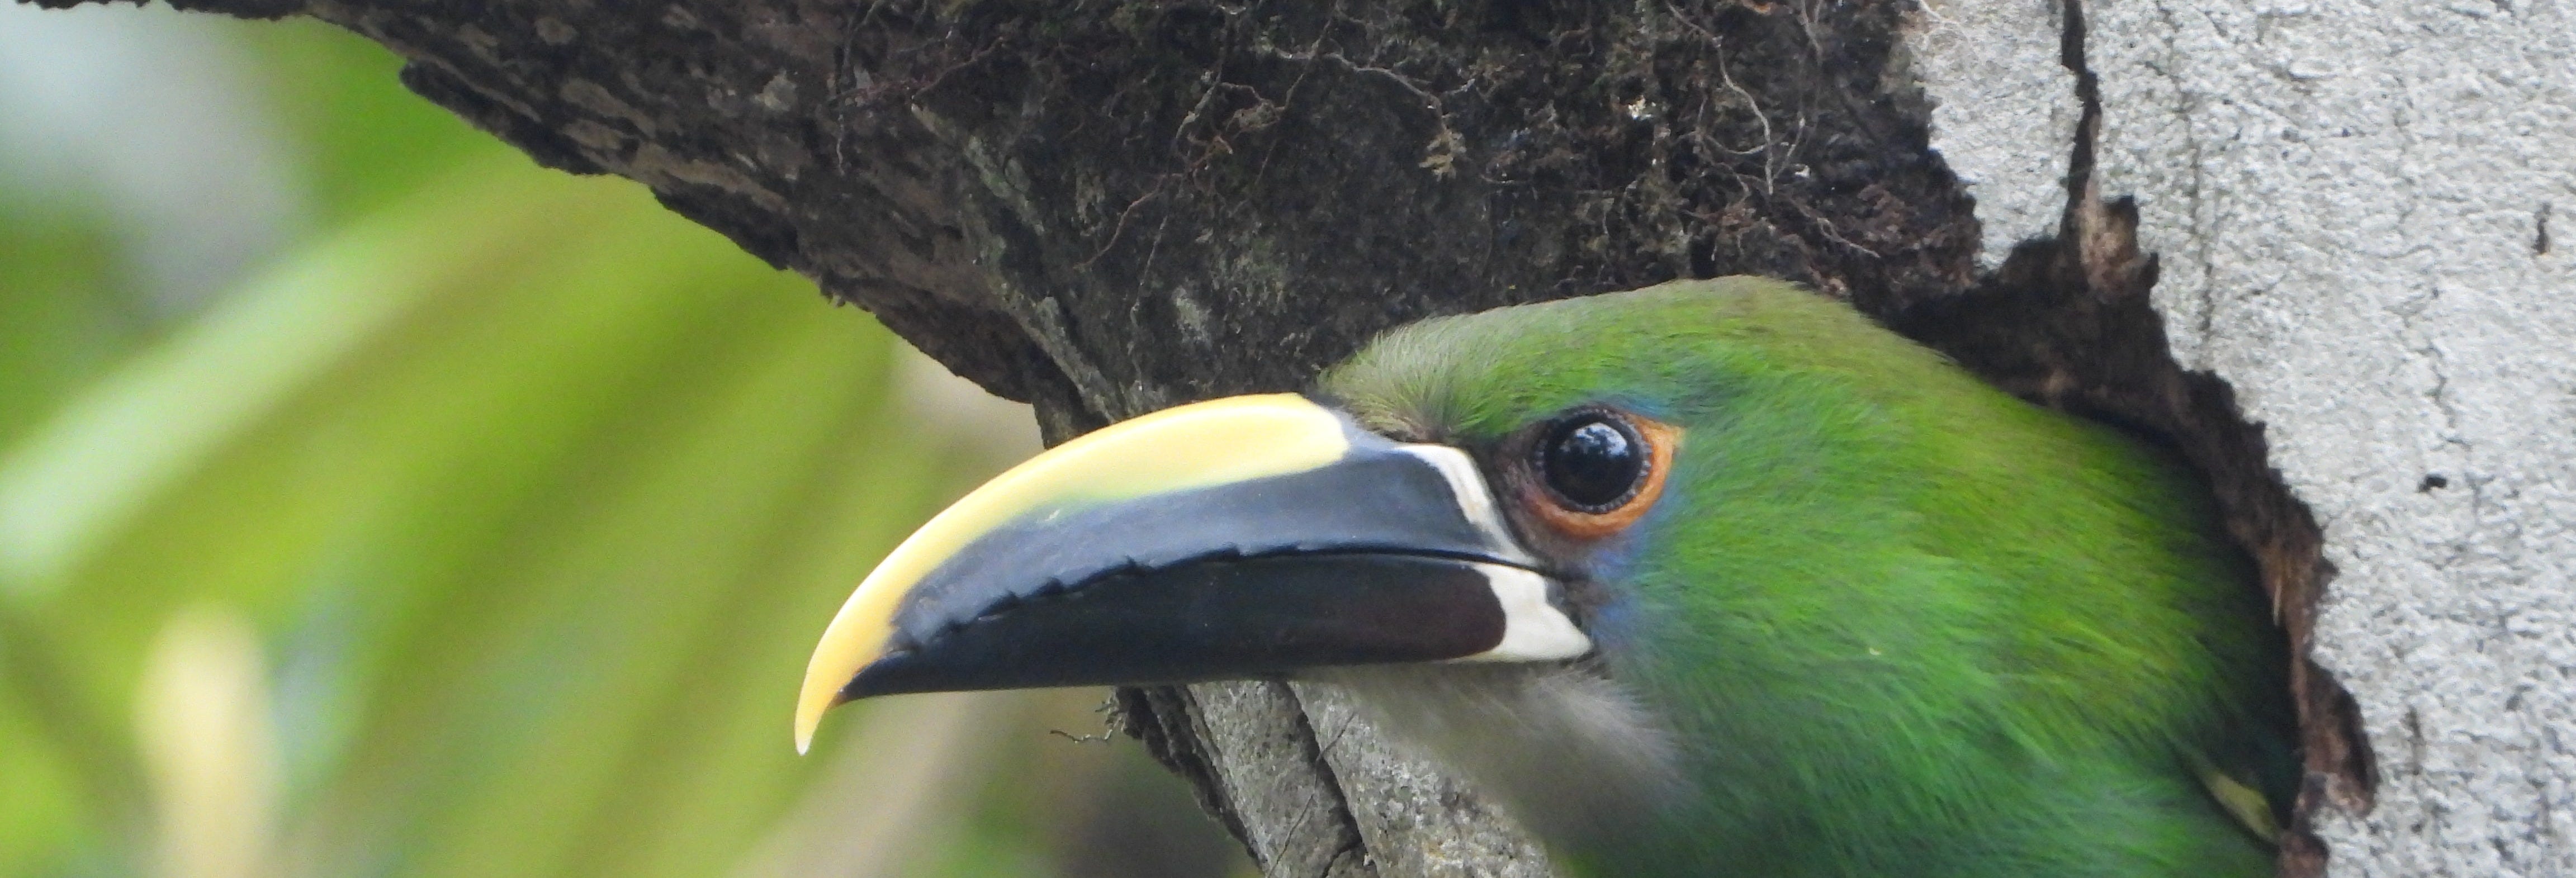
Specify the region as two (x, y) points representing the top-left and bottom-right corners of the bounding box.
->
(0, 13), (1242, 878)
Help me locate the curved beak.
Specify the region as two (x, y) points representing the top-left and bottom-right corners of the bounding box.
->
(793, 393), (1589, 752)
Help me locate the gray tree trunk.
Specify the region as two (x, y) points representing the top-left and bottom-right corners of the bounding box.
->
(50, 0), (2572, 874)
(1921, 1), (2576, 873)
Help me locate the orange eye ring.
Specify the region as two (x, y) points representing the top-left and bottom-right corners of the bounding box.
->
(1521, 410), (1679, 541)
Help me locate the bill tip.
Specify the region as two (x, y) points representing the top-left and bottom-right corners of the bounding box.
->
(793, 700), (826, 754)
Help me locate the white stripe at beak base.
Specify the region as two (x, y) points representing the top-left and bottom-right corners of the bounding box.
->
(1454, 564), (1592, 662)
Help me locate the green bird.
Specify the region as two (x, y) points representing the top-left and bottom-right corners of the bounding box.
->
(794, 277), (2295, 876)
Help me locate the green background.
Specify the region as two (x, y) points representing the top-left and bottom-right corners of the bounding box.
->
(0, 8), (1240, 877)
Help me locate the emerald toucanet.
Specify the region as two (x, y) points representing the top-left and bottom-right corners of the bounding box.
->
(794, 278), (2295, 876)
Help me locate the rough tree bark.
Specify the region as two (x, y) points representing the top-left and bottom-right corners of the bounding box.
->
(44, 0), (2573, 874)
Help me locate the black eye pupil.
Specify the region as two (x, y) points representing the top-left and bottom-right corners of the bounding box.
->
(1540, 416), (1645, 510)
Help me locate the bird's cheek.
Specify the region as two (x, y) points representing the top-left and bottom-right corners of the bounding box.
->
(1548, 540), (1639, 625)
(1544, 487), (1697, 649)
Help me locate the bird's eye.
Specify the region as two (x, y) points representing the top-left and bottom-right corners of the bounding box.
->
(1513, 407), (1676, 539)
(1537, 414), (1648, 512)
(1519, 407), (1677, 543)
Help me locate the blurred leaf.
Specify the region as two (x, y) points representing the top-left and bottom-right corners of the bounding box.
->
(0, 193), (134, 449)
(0, 131), (993, 878)
(0, 14), (1244, 878)
(134, 606), (278, 878)
(0, 155), (619, 598)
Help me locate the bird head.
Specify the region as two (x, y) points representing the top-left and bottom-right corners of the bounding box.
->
(793, 277), (2267, 867)
(806, 275), (1910, 786)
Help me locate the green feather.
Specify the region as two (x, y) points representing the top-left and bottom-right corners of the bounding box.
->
(1322, 278), (2294, 877)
